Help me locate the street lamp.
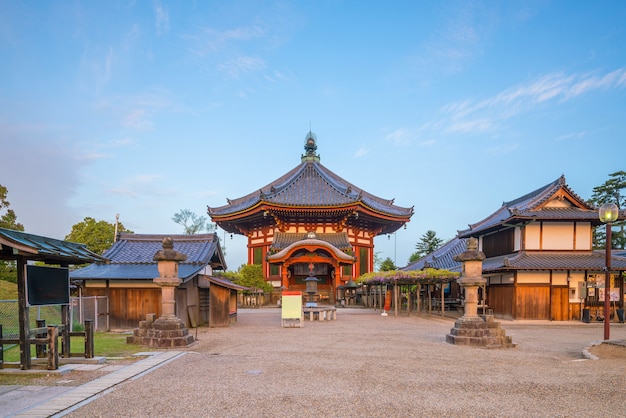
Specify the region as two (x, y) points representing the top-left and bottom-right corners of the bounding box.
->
(599, 202), (619, 340)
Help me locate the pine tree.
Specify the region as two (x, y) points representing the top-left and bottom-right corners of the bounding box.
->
(588, 171), (626, 249)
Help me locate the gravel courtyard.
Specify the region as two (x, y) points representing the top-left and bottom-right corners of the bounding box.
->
(69, 308), (625, 418)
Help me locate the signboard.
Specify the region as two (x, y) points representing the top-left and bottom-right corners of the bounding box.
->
(26, 265), (70, 306)
(281, 290), (303, 327)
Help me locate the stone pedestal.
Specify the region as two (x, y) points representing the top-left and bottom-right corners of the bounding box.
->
(127, 313), (194, 348)
(446, 238), (515, 348)
(127, 237), (194, 348)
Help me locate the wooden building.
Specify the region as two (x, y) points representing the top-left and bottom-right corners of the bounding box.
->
(71, 233), (242, 329)
(208, 132), (414, 304)
(405, 175), (626, 320)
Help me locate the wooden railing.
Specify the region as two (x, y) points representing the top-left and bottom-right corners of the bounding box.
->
(0, 319), (94, 370)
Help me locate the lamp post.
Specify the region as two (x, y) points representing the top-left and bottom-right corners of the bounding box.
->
(599, 202), (619, 340)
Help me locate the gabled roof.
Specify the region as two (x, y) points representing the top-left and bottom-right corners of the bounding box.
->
(458, 175), (598, 237)
(0, 227), (106, 264)
(71, 233), (226, 281)
(402, 237), (467, 272)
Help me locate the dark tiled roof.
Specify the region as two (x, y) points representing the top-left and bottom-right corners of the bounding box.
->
(70, 233), (226, 281)
(102, 233), (222, 266)
(209, 160), (413, 218)
(402, 237), (467, 272)
(482, 251), (626, 272)
(270, 231), (352, 252)
(0, 227), (106, 264)
(70, 263), (204, 281)
(458, 175), (598, 237)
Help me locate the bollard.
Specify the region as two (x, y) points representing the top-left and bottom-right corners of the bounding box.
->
(84, 320), (94, 358)
(0, 324), (3, 369)
(47, 326), (59, 370)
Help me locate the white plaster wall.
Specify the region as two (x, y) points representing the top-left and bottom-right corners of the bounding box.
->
(517, 271), (550, 284)
(542, 222), (574, 250)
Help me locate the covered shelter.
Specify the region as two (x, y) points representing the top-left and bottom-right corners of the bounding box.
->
(0, 227), (105, 369)
(358, 268), (460, 317)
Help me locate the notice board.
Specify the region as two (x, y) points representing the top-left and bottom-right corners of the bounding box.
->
(281, 290), (303, 328)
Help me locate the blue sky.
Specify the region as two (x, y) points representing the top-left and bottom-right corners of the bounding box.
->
(1, 1), (625, 270)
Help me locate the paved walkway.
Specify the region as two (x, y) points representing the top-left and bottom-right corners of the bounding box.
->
(2, 351), (184, 418)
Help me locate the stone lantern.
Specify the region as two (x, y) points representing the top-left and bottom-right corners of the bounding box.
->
(305, 274), (319, 307)
(446, 237), (515, 348)
(127, 237), (194, 347)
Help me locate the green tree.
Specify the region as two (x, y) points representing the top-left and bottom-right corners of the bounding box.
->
(232, 264), (273, 292)
(0, 184), (24, 231)
(379, 257), (397, 271)
(588, 171), (626, 249)
(172, 209), (215, 234)
(65, 217), (133, 255)
(409, 230), (444, 261)
(0, 184), (24, 283)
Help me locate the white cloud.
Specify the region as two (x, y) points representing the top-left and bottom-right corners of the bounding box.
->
(384, 129), (412, 146)
(154, 1), (169, 35)
(218, 55), (265, 77)
(354, 147), (369, 158)
(123, 108), (153, 130)
(438, 68), (626, 136)
(555, 131), (587, 142)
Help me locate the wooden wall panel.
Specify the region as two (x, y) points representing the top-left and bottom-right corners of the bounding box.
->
(210, 286), (231, 327)
(488, 285), (514, 319)
(515, 285), (550, 320)
(85, 288), (161, 329)
(550, 286), (569, 321)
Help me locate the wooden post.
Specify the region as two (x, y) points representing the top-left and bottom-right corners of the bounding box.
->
(84, 320), (94, 358)
(394, 282), (398, 317)
(441, 285), (445, 317)
(47, 326), (58, 370)
(62, 304), (70, 358)
(0, 324), (3, 369)
(36, 319), (46, 358)
(17, 256), (31, 370)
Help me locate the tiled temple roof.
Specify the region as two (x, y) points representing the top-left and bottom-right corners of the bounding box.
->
(270, 231), (352, 252)
(208, 159), (413, 218)
(458, 175), (598, 237)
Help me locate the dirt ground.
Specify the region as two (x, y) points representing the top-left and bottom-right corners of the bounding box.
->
(588, 341), (626, 359)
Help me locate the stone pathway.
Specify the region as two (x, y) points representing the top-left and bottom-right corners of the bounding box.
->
(1, 351), (184, 418)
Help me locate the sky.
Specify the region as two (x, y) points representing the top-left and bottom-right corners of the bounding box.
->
(1, 1), (625, 270)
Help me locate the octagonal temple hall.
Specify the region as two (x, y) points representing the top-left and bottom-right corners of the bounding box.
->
(208, 132), (413, 304)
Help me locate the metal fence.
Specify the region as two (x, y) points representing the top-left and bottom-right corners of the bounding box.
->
(0, 296), (109, 338)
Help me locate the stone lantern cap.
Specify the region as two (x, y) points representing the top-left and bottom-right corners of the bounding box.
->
(453, 237), (485, 263)
(153, 237), (187, 262)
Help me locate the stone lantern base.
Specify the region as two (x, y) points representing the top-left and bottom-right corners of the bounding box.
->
(127, 313), (194, 348)
(446, 315), (516, 348)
